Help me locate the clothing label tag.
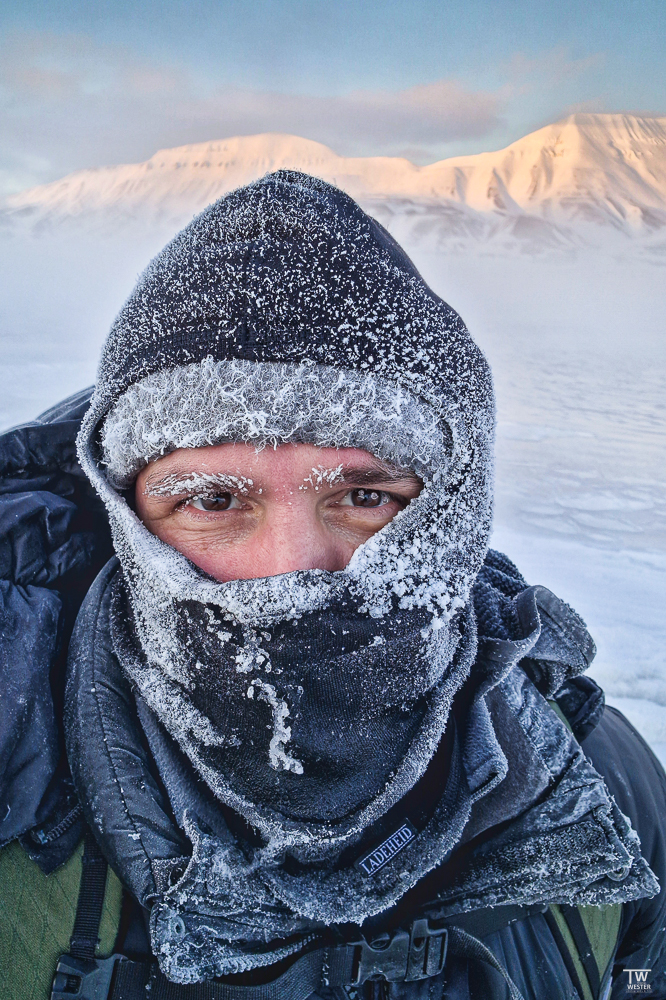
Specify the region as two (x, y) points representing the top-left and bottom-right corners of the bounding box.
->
(355, 820), (417, 877)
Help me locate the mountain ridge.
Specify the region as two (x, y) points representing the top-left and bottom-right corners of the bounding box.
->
(5, 114), (666, 253)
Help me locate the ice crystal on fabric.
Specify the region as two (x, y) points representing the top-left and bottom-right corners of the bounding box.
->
(101, 360), (448, 488)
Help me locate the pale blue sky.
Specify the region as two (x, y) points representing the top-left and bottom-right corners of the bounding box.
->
(1, 0), (665, 195)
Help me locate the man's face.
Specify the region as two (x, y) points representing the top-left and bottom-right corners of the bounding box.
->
(135, 442), (422, 582)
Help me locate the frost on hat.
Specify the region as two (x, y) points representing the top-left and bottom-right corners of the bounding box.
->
(79, 168), (495, 621)
(100, 358), (449, 488)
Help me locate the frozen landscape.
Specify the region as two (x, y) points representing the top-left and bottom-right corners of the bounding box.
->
(1, 113), (664, 763)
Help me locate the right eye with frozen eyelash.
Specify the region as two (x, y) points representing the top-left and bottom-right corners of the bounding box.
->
(188, 494), (242, 511)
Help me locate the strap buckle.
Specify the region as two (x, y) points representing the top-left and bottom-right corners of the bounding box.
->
(348, 919), (448, 984)
(51, 953), (124, 1000)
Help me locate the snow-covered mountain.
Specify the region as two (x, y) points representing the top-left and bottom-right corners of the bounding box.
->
(4, 114), (666, 253)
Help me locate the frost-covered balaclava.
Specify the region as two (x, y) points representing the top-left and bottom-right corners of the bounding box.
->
(76, 171), (495, 969)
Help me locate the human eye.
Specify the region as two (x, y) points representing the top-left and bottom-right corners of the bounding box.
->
(339, 488), (393, 508)
(187, 493), (242, 512)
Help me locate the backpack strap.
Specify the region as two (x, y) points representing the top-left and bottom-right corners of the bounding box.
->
(51, 904), (527, 1000)
(50, 834), (122, 1000)
(446, 927), (524, 1000)
(69, 831), (109, 960)
(58, 921), (526, 1000)
(546, 903), (622, 1000)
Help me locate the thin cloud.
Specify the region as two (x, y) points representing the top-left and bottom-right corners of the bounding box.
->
(192, 80), (501, 148)
(328, 79), (501, 144)
(0, 32), (503, 195)
(507, 46), (607, 88)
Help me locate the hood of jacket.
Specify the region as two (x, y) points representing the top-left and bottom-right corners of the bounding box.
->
(73, 172), (496, 860)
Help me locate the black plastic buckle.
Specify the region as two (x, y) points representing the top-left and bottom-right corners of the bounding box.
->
(348, 919), (448, 984)
(51, 954), (123, 1000)
(406, 919), (448, 981)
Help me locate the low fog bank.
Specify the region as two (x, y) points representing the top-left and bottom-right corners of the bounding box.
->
(1, 226), (664, 761)
(0, 227), (172, 429)
(413, 250), (666, 556)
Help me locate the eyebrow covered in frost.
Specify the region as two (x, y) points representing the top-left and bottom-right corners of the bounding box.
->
(143, 471), (254, 497)
(141, 456), (420, 499)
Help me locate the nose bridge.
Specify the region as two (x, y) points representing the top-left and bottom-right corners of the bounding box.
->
(264, 496), (340, 574)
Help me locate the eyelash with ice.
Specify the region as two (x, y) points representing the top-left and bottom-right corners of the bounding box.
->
(177, 488), (399, 511)
(177, 490), (243, 510)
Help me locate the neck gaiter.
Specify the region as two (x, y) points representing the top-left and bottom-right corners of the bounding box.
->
(80, 359), (487, 858)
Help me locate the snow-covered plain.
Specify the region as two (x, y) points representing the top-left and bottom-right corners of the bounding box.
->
(1, 128), (664, 767)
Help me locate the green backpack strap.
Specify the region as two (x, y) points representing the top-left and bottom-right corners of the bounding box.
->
(0, 836), (122, 1000)
(546, 699), (623, 999)
(546, 902), (621, 1000)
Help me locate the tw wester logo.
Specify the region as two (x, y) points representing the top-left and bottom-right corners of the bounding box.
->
(356, 821), (417, 876)
(625, 968), (652, 991)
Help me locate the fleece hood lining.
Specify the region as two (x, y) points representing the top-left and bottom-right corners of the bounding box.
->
(100, 358), (451, 489)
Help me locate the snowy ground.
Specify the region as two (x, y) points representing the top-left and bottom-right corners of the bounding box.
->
(1, 225), (664, 767)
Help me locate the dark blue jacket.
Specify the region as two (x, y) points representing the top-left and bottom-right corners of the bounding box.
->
(1, 392), (665, 999)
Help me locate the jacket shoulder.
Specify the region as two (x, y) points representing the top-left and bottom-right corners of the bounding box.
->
(0, 389), (113, 849)
(581, 705), (666, 994)
(582, 705), (666, 866)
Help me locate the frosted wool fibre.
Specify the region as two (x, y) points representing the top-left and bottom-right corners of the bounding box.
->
(90, 352), (492, 624)
(76, 165), (495, 845)
(78, 367), (482, 912)
(79, 170), (494, 454)
(82, 361), (489, 860)
(79, 169), (496, 622)
(101, 359), (448, 489)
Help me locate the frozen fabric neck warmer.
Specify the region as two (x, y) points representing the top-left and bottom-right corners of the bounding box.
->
(82, 352), (483, 842)
(76, 169), (494, 821)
